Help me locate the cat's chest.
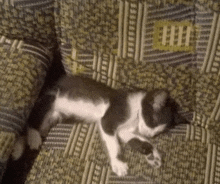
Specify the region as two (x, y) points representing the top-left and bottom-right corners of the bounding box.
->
(53, 96), (110, 121)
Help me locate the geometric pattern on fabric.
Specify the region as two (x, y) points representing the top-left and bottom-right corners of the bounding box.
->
(54, 0), (119, 54)
(55, 1), (220, 108)
(81, 160), (111, 184)
(0, 36), (52, 133)
(26, 122), (219, 184)
(0, 130), (16, 182)
(117, 0), (148, 62)
(25, 149), (86, 184)
(117, 59), (220, 130)
(204, 144), (220, 184)
(153, 20), (197, 53)
(0, 2), (56, 47)
(194, 73), (220, 128)
(43, 124), (74, 150)
(63, 123), (97, 160)
(60, 44), (119, 88)
(1, 0), (220, 183)
(0, 130), (15, 162)
(13, 0), (54, 8)
(186, 124), (211, 144)
(199, 12), (220, 74)
(120, 136), (207, 184)
(117, 60), (195, 114)
(118, 1), (197, 66)
(55, 1), (220, 78)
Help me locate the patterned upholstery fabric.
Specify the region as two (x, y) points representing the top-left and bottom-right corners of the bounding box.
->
(26, 0), (220, 183)
(1, 0), (220, 183)
(0, 1), (55, 180)
(0, 36), (53, 180)
(0, 0), (56, 47)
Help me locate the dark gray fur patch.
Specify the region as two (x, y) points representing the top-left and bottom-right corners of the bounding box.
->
(101, 91), (129, 135)
(128, 138), (153, 155)
(28, 94), (56, 130)
(55, 75), (116, 103)
(141, 89), (189, 129)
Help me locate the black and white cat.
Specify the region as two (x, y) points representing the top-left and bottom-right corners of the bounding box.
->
(12, 75), (189, 176)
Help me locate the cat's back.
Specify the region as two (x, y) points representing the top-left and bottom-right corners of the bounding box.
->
(51, 75), (114, 121)
(55, 75), (116, 102)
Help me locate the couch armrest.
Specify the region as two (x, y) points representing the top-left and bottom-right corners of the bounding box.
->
(0, 36), (53, 181)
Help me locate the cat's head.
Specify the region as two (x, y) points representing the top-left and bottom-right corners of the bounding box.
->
(138, 89), (189, 137)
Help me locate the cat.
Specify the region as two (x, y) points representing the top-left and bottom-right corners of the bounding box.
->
(11, 75), (189, 176)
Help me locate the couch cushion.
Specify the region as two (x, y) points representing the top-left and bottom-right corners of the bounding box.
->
(26, 122), (220, 184)
(54, 1), (197, 80)
(0, 36), (53, 180)
(0, 1), (56, 47)
(44, 1), (220, 183)
(0, 36), (53, 133)
(54, 0), (220, 127)
(54, 0), (119, 85)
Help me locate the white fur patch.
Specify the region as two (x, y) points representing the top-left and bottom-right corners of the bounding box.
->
(138, 118), (167, 137)
(11, 136), (26, 160)
(54, 96), (110, 122)
(116, 92), (147, 142)
(153, 90), (168, 111)
(127, 92), (146, 117)
(27, 127), (42, 150)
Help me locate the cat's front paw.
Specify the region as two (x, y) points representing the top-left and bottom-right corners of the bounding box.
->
(111, 159), (128, 177)
(27, 128), (42, 150)
(145, 148), (162, 168)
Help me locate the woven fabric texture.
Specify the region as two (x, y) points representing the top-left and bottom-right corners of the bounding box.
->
(26, 123), (220, 184)
(0, 36), (53, 133)
(0, 36), (53, 181)
(1, 0), (220, 183)
(54, 0), (220, 128)
(26, 1), (220, 184)
(0, 1), (56, 47)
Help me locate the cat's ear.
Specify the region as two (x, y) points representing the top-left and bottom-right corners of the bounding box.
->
(174, 113), (190, 125)
(170, 99), (191, 125)
(152, 90), (169, 111)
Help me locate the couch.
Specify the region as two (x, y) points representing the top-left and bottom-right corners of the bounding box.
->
(1, 0), (220, 183)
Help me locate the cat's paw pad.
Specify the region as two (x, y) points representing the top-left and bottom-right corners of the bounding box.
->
(111, 160), (128, 177)
(27, 128), (42, 150)
(145, 149), (162, 168)
(11, 136), (25, 160)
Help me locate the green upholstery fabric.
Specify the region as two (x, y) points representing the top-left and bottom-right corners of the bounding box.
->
(0, 36), (53, 132)
(0, 1), (55, 180)
(26, 123), (218, 184)
(1, 0), (220, 183)
(0, 1), (56, 47)
(0, 36), (53, 180)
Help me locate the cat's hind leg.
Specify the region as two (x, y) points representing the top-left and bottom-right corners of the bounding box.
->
(39, 110), (62, 137)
